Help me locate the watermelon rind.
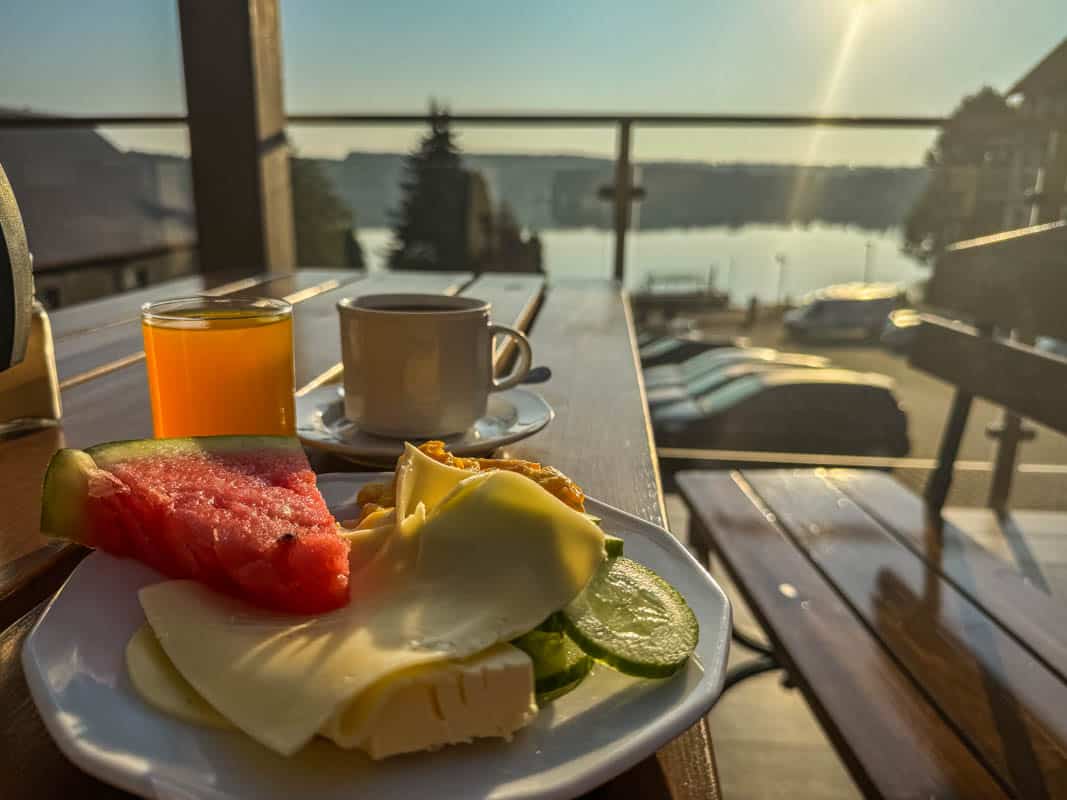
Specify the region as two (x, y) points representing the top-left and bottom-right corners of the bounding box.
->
(40, 448), (97, 541)
(40, 436), (305, 542)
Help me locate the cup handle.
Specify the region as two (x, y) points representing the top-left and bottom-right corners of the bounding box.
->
(488, 324), (533, 391)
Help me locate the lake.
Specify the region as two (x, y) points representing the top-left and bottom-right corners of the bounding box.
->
(357, 224), (927, 305)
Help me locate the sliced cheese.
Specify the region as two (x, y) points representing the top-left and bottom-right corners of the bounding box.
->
(125, 624), (233, 730)
(139, 469), (604, 756)
(126, 624), (536, 759)
(394, 442), (471, 520)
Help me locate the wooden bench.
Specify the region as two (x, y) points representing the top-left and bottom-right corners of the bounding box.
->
(678, 221), (1067, 799)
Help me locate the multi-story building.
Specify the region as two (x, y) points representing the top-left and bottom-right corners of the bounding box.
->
(1006, 37), (1067, 227)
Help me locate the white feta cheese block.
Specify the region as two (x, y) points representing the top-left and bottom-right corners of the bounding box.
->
(322, 643), (537, 759)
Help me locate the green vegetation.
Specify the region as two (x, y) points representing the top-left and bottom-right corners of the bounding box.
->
(387, 109), (470, 271)
(290, 156), (364, 269)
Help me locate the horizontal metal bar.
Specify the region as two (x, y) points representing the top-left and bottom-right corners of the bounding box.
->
(286, 112), (946, 128)
(0, 114), (188, 128)
(657, 446), (1067, 474)
(0, 112), (946, 129)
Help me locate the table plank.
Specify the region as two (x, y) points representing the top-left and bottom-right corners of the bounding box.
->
(49, 271), (282, 340)
(501, 282), (718, 800)
(463, 274), (545, 367)
(56, 270), (354, 384)
(678, 470), (1009, 800)
(745, 469), (1067, 798)
(828, 469), (1067, 685)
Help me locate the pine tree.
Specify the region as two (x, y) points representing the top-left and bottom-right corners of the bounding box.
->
(290, 155), (364, 268)
(903, 87), (1017, 261)
(387, 110), (470, 271)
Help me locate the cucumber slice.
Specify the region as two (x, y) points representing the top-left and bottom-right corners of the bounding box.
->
(512, 629), (593, 697)
(604, 534), (624, 557)
(563, 557), (698, 678)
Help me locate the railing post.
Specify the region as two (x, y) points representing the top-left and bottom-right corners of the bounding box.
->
(986, 331), (1036, 511)
(612, 120), (633, 282)
(178, 0), (296, 274)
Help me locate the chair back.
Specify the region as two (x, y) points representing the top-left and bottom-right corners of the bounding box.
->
(911, 221), (1067, 511)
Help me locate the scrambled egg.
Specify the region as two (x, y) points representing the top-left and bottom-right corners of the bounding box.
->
(352, 441), (586, 526)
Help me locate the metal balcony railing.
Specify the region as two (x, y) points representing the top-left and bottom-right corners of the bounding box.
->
(0, 111), (946, 279)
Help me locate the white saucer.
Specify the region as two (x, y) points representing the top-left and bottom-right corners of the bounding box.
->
(296, 385), (554, 465)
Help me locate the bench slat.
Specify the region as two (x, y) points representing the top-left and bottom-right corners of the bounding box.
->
(678, 470), (1008, 800)
(744, 469), (1067, 799)
(828, 470), (1067, 685)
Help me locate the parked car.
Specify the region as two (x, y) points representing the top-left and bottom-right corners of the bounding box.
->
(652, 368), (909, 456)
(644, 347), (830, 390)
(646, 360), (823, 408)
(639, 335), (750, 368)
(880, 308), (922, 354)
(784, 283), (903, 341)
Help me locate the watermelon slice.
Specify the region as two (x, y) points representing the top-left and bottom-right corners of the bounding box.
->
(41, 436), (350, 614)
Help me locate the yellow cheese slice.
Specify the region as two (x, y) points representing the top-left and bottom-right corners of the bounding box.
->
(394, 442), (471, 520)
(139, 469), (604, 756)
(125, 624), (233, 730)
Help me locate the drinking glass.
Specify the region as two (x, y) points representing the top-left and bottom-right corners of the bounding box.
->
(141, 297), (295, 437)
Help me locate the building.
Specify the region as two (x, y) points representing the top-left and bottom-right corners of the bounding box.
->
(905, 38), (1067, 257)
(0, 109), (197, 308)
(1006, 37), (1067, 226)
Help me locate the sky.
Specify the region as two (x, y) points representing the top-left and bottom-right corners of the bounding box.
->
(0, 0), (1064, 165)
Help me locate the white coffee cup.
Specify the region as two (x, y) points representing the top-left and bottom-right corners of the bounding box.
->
(337, 293), (533, 438)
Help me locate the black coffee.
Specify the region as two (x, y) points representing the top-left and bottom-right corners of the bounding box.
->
(372, 304), (458, 313)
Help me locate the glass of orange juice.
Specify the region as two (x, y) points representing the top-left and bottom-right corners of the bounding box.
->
(141, 297), (296, 437)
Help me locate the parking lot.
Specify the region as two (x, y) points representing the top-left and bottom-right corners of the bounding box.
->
(670, 313), (1067, 510)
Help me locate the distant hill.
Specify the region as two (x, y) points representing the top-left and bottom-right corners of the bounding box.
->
(310, 151), (929, 232)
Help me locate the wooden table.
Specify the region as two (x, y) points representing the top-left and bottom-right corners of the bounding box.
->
(0, 269), (721, 800)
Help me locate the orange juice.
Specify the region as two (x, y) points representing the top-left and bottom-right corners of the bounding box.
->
(142, 298), (296, 437)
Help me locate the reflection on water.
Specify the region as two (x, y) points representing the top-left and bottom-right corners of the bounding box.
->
(357, 224), (926, 304)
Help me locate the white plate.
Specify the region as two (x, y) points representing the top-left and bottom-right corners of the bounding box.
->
(296, 386), (555, 466)
(23, 473), (731, 800)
